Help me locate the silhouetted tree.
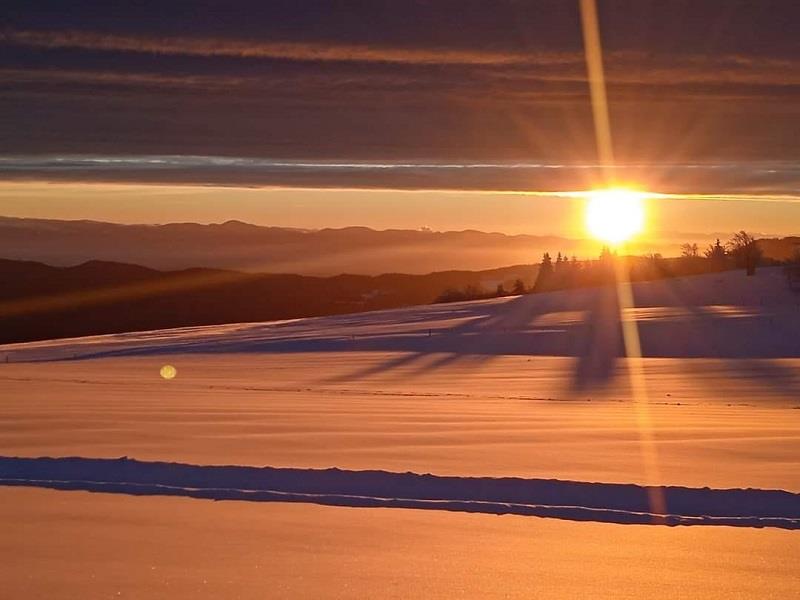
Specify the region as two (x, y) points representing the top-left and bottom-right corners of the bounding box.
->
(786, 247), (800, 290)
(512, 278), (526, 295)
(534, 252), (553, 291)
(680, 242), (699, 258)
(644, 252), (664, 277)
(599, 246), (615, 262)
(705, 238), (726, 262)
(435, 284), (490, 303)
(435, 288), (464, 303)
(597, 247), (616, 280)
(569, 256), (580, 279)
(496, 283), (507, 296)
(727, 231), (762, 276)
(464, 284), (484, 298)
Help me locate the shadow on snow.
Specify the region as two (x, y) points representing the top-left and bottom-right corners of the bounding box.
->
(1, 455), (799, 530)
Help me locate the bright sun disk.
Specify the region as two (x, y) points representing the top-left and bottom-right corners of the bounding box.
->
(585, 188), (646, 245)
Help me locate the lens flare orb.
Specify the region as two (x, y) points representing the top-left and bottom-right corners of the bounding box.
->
(160, 364), (177, 380)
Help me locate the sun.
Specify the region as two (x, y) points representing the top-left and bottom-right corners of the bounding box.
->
(584, 188), (646, 245)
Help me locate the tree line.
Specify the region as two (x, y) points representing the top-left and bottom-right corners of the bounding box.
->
(533, 230), (768, 293)
(436, 230), (775, 303)
(436, 279), (527, 303)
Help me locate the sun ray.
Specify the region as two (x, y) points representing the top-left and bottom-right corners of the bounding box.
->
(579, 0), (666, 521)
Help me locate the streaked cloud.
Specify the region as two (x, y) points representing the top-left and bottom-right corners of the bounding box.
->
(3, 28), (800, 90)
(0, 29), (580, 67)
(3, 154), (800, 198)
(3, 2), (800, 163)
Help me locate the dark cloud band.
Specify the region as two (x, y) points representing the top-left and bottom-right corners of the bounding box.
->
(3, 154), (800, 197)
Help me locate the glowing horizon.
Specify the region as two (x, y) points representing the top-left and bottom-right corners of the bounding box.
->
(2, 181), (800, 243)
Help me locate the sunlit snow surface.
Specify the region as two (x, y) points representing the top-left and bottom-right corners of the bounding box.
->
(1, 267), (799, 598)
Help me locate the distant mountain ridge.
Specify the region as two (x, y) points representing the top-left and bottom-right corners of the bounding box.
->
(0, 216), (681, 275)
(2, 216), (794, 276)
(0, 257), (538, 344)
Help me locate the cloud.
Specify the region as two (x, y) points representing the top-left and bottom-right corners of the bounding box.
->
(0, 67), (248, 91)
(3, 154), (800, 197)
(0, 29), (580, 67)
(3, 4), (800, 163)
(4, 28), (800, 95)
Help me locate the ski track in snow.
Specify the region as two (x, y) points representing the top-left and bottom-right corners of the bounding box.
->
(1, 456), (799, 529)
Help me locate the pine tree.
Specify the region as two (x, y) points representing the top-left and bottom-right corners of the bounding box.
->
(533, 252), (553, 292)
(599, 246), (614, 262)
(704, 238), (727, 267)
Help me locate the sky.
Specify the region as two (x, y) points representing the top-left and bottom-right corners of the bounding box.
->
(2, 1), (800, 238)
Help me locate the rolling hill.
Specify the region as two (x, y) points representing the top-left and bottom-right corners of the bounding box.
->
(0, 258), (537, 344)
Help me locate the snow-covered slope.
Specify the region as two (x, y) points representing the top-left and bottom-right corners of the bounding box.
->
(4, 266), (798, 362)
(2, 266), (799, 492)
(2, 265), (800, 600)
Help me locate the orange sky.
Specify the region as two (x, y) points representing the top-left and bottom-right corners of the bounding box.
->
(1, 181), (799, 240)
